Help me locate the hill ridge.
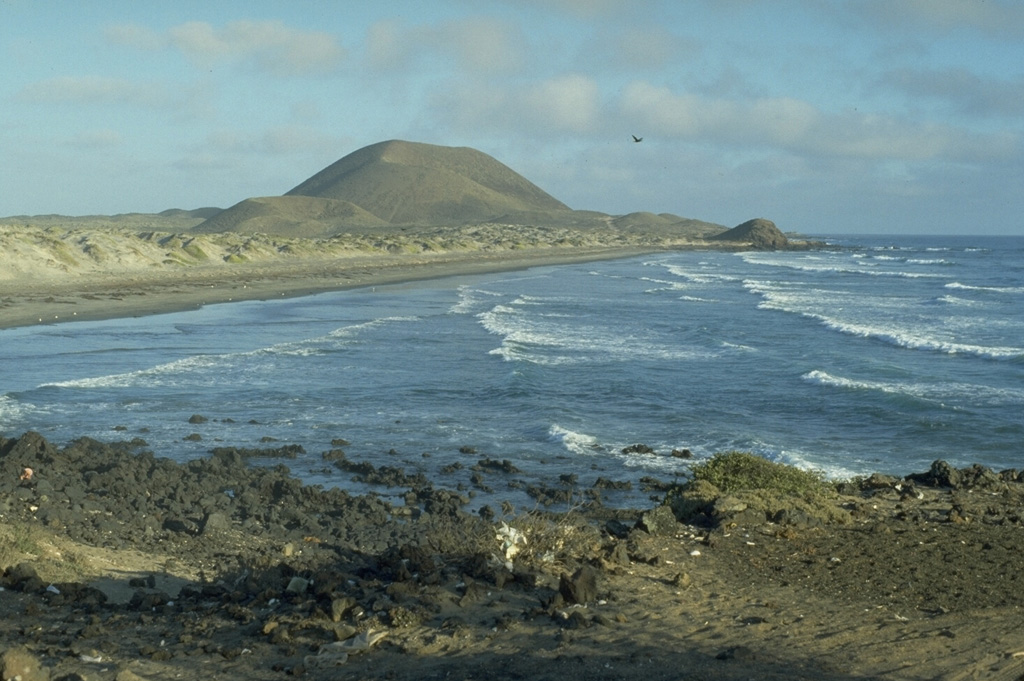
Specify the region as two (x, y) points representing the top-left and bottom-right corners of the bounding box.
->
(192, 139), (727, 240)
(284, 139), (569, 225)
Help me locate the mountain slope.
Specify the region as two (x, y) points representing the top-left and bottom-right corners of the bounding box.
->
(192, 139), (727, 239)
(284, 139), (570, 225)
(192, 196), (388, 237)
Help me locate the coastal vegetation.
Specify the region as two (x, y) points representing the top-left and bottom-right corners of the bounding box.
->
(687, 450), (829, 496)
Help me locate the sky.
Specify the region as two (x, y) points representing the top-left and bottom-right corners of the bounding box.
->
(1, 0), (1022, 235)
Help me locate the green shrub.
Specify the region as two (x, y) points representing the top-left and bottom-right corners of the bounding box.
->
(689, 451), (828, 495)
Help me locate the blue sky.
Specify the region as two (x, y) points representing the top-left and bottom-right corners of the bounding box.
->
(1, 0), (1022, 235)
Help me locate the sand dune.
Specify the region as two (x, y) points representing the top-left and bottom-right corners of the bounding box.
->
(0, 219), (709, 283)
(0, 215), (718, 329)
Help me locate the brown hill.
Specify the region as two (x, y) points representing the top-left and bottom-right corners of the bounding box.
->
(285, 139), (570, 225)
(191, 139), (727, 239)
(159, 207), (223, 220)
(192, 196), (388, 237)
(711, 218), (789, 249)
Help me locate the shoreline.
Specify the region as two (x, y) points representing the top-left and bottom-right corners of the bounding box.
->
(0, 245), (665, 331)
(2, 431), (1024, 680)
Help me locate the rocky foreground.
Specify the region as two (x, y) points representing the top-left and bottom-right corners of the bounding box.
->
(2, 432), (1024, 681)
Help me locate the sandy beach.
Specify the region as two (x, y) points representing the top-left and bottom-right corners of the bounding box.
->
(0, 245), (664, 330)
(0, 219), (708, 330)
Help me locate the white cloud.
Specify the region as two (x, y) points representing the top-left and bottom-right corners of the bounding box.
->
(19, 75), (173, 107)
(579, 26), (699, 72)
(366, 20), (408, 70)
(69, 129), (122, 149)
(203, 125), (346, 156)
(508, 0), (639, 19)
(880, 67), (1024, 118)
(365, 17), (525, 74)
(523, 74), (602, 131)
(855, 0), (1024, 39)
(619, 81), (1020, 162)
(104, 23), (165, 50)
(107, 20), (345, 76)
(17, 75), (214, 120)
(430, 74), (604, 135)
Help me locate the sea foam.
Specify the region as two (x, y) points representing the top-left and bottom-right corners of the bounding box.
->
(803, 370), (1024, 406)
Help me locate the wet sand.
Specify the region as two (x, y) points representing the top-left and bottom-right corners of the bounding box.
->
(0, 245), (660, 330)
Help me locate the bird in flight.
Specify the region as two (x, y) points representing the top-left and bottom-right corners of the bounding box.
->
(632, 135), (643, 143)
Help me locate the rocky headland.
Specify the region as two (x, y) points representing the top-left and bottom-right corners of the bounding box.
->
(2, 432), (1024, 681)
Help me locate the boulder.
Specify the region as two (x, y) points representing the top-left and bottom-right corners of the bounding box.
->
(636, 504), (679, 536)
(559, 565), (600, 605)
(711, 218), (789, 250)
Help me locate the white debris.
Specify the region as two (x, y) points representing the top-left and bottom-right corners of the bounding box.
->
(493, 521), (529, 570)
(304, 630), (388, 668)
(497, 522), (528, 560)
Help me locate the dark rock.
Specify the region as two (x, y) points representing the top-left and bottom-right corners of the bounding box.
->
(330, 597), (358, 622)
(773, 507), (822, 529)
(210, 444), (305, 459)
(474, 458), (520, 474)
(639, 476), (673, 492)
(605, 519), (632, 539)
(4, 563), (42, 591)
(563, 610), (591, 629)
(470, 471), (490, 491)
(671, 572), (692, 589)
(322, 448), (347, 462)
(911, 460), (963, 489)
(716, 645), (757, 661)
(959, 464), (1004, 491)
(862, 473), (900, 489)
(559, 565), (599, 605)
(621, 443), (655, 455)
(188, 414), (208, 424)
(164, 517), (201, 535)
(525, 484), (573, 506)
(636, 505), (678, 536)
(671, 448), (693, 459)
(710, 496), (767, 527)
(605, 541), (631, 566)
(593, 477), (632, 490)
(202, 511), (231, 534)
(459, 580), (490, 607)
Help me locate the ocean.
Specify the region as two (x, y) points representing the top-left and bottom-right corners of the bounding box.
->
(2, 234), (1022, 510)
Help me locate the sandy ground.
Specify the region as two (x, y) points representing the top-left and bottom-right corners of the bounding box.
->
(0, 246), (663, 330)
(0, 221), (697, 329)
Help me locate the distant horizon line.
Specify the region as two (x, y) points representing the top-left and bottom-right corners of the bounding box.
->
(1, 211), (1020, 239)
